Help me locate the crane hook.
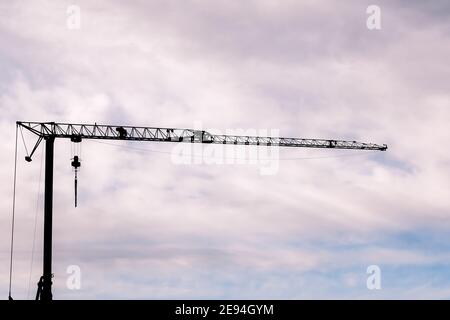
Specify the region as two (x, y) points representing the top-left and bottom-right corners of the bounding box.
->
(71, 156), (81, 207)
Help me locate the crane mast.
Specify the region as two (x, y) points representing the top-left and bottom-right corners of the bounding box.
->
(15, 121), (387, 301)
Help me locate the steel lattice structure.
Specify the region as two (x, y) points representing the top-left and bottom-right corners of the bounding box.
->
(14, 120), (387, 301)
(17, 121), (388, 151)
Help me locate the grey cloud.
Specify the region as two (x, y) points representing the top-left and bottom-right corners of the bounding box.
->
(1, 0), (449, 299)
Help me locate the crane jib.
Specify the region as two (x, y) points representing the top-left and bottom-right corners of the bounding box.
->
(16, 121), (388, 152)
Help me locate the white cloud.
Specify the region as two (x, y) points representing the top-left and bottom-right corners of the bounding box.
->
(1, 0), (449, 299)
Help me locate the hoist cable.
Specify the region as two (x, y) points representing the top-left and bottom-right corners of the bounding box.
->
(8, 125), (19, 300)
(26, 146), (44, 299)
(19, 125), (29, 156)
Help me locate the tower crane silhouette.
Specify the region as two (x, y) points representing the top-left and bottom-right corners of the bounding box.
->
(14, 121), (387, 300)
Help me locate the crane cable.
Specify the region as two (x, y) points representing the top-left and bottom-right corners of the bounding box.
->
(8, 124), (19, 300)
(87, 139), (378, 161)
(19, 125), (29, 156)
(26, 146), (44, 299)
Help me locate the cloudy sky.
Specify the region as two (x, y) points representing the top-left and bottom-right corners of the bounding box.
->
(1, 0), (449, 299)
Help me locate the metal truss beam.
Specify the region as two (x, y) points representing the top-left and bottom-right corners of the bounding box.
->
(17, 121), (387, 151)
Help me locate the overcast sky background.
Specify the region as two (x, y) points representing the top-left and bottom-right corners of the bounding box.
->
(1, 0), (449, 299)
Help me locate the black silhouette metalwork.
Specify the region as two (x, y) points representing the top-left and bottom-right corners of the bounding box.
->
(16, 121), (387, 300)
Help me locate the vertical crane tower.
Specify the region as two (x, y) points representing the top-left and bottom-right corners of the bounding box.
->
(15, 121), (387, 300)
